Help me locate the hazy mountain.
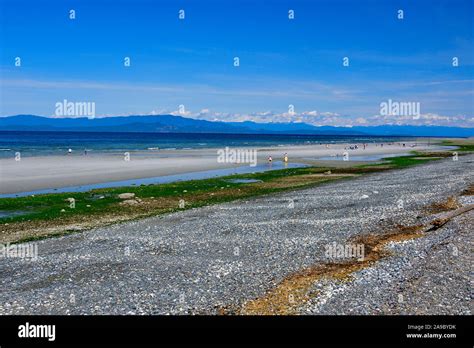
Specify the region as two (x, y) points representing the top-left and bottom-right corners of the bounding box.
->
(0, 115), (473, 137)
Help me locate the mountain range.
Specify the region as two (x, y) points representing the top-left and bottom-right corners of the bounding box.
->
(0, 115), (473, 137)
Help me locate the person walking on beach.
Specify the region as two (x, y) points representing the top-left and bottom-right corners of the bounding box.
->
(68, 148), (72, 155)
(268, 156), (272, 164)
(283, 153), (288, 163)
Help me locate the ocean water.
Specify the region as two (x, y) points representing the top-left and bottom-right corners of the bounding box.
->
(0, 131), (416, 158)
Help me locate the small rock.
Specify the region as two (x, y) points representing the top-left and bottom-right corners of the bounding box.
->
(118, 193), (135, 199)
(67, 226), (83, 231)
(120, 199), (140, 206)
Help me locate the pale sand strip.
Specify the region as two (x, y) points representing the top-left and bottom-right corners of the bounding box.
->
(0, 141), (447, 194)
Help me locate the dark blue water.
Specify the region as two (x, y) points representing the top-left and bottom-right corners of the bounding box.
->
(0, 131), (414, 158)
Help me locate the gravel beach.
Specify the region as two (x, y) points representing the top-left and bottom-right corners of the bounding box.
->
(0, 154), (472, 315)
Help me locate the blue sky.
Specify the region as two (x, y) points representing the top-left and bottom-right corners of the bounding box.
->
(0, 0), (473, 127)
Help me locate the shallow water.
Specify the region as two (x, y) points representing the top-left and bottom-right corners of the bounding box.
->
(0, 131), (419, 158)
(0, 161), (306, 198)
(225, 179), (262, 184)
(317, 153), (411, 161)
(0, 210), (29, 218)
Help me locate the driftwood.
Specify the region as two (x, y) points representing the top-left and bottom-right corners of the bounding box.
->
(424, 204), (474, 232)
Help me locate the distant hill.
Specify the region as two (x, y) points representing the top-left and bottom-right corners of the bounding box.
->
(0, 114), (473, 137)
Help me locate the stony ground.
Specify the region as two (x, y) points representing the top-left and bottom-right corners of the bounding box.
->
(0, 155), (472, 315)
(302, 204), (473, 315)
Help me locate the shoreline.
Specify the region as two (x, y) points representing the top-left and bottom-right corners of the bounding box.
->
(0, 150), (461, 244)
(0, 140), (451, 195)
(1, 153), (472, 314)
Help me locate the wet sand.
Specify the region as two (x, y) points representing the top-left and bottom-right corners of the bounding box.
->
(0, 141), (448, 194)
(1, 154), (471, 315)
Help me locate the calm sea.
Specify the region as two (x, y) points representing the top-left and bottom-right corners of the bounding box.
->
(0, 131), (416, 158)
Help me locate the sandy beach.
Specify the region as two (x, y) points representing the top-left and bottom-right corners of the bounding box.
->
(0, 141), (451, 194)
(1, 153), (472, 315)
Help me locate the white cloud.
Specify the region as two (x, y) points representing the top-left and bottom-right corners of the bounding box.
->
(168, 109), (473, 127)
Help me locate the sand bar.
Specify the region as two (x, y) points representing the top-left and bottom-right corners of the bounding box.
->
(0, 141), (452, 194)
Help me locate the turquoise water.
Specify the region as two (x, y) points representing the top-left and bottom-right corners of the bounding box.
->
(316, 146), (458, 161)
(0, 131), (416, 158)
